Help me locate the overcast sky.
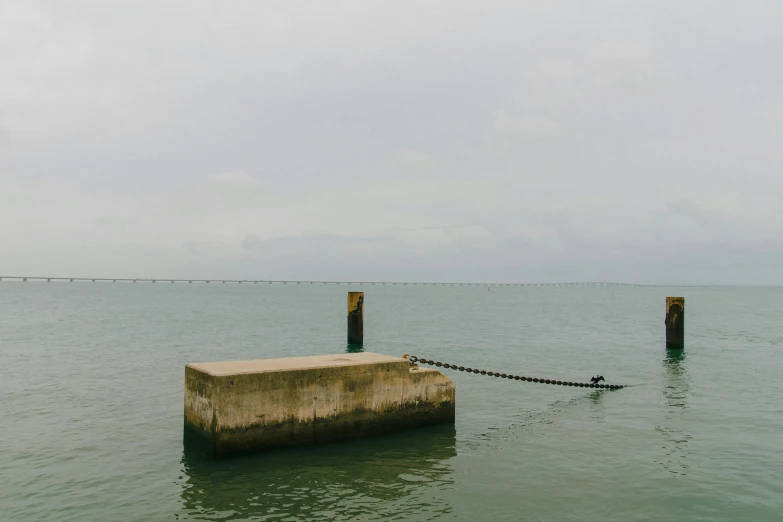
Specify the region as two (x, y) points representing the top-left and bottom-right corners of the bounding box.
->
(1, 1), (782, 284)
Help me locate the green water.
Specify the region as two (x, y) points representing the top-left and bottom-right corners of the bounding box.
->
(1, 283), (782, 521)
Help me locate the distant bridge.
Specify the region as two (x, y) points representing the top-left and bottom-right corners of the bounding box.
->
(0, 276), (652, 287)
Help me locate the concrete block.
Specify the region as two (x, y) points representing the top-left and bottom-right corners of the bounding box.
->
(184, 352), (455, 457)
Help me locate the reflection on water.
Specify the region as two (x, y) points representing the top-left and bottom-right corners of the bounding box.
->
(345, 343), (364, 354)
(179, 425), (456, 521)
(587, 389), (608, 405)
(655, 349), (692, 476)
(662, 350), (688, 409)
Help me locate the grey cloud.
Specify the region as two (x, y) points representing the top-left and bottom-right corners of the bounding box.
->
(1, 0), (782, 284)
(183, 241), (233, 256)
(494, 112), (562, 141)
(0, 119), (8, 148)
(95, 215), (137, 228)
(241, 233), (390, 256)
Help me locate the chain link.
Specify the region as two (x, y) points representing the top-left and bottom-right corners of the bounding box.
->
(405, 355), (626, 390)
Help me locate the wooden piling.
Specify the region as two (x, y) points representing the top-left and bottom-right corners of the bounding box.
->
(347, 292), (364, 345)
(665, 297), (685, 349)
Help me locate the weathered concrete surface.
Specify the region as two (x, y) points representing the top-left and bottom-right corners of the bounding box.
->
(184, 352), (455, 457)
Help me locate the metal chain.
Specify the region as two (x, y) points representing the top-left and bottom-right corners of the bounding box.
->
(405, 355), (626, 390)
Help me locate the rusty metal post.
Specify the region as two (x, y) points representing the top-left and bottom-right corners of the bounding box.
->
(665, 297), (684, 349)
(347, 292), (364, 345)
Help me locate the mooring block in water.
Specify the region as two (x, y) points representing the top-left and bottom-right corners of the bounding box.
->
(347, 291), (364, 345)
(665, 297), (685, 349)
(184, 352), (455, 457)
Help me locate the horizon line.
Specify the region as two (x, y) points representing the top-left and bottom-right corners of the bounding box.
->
(0, 276), (779, 288)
